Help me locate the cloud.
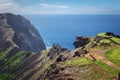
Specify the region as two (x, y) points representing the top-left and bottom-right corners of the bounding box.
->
(27, 4), (119, 14)
(39, 4), (70, 9)
(0, 0), (119, 14)
(0, 0), (23, 14)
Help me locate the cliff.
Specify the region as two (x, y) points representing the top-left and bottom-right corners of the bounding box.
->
(0, 13), (46, 80)
(0, 13), (46, 52)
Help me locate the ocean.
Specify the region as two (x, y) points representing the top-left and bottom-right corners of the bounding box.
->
(24, 14), (120, 50)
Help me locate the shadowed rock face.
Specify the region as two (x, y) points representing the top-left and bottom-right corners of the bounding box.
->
(0, 13), (46, 52)
(47, 44), (67, 59)
(73, 36), (90, 48)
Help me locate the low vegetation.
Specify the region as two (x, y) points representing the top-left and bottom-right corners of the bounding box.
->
(0, 48), (12, 60)
(99, 39), (111, 44)
(97, 33), (111, 38)
(95, 60), (119, 77)
(0, 73), (14, 80)
(111, 37), (120, 44)
(65, 57), (92, 66)
(5, 51), (29, 67)
(105, 48), (120, 66)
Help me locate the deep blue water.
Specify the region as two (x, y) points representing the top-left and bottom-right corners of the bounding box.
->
(24, 14), (120, 50)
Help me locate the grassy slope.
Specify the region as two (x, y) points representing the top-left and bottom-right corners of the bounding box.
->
(97, 32), (120, 44)
(5, 51), (29, 67)
(0, 48), (31, 80)
(0, 73), (14, 80)
(65, 56), (119, 79)
(65, 57), (92, 66)
(0, 48), (12, 60)
(56, 33), (120, 79)
(95, 60), (119, 77)
(105, 48), (120, 66)
(111, 37), (120, 44)
(65, 45), (120, 79)
(97, 33), (111, 38)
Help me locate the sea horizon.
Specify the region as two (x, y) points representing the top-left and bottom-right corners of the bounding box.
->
(24, 14), (120, 49)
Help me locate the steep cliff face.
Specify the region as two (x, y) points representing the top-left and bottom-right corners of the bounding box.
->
(0, 13), (46, 52)
(0, 13), (46, 80)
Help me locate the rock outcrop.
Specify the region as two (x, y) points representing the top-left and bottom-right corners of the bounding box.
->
(73, 36), (90, 48)
(47, 44), (68, 59)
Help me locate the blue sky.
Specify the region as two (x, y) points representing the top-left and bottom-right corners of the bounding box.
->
(13, 0), (120, 8)
(0, 0), (120, 14)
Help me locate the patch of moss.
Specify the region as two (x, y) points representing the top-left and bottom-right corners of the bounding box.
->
(99, 39), (111, 44)
(111, 37), (120, 44)
(0, 73), (14, 80)
(65, 57), (92, 66)
(97, 33), (111, 38)
(0, 48), (12, 60)
(105, 48), (120, 66)
(5, 51), (29, 67)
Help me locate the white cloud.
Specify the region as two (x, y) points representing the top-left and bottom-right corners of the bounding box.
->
(27, 4), (119, 14)
(39, 4), (70, 9)
(0, 0), (119, 14)
(0, 0), (23, 14)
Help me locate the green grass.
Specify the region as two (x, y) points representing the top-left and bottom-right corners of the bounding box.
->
(105, 48), (120, 66)
(65, 57), (92, 66)
(99, 39), (111, 44)
(95, 60), (119, 77)
(65, 53), (120, 78)
(97, 33), (106, 36)
(97, 33), (111, 38)
(0, 48), (12, 60)
(111, 37), (120, 44)
(0, 73), (14, 80)
(5, 51), (29, 67)
(97, 33), (120, 44)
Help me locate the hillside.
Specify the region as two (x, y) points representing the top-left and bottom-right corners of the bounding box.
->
(13, 32), (120, 80)
(0, 13), (120, 80)
(0, 13), (46, 80)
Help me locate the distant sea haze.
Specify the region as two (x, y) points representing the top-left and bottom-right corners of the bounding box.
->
(25, 14), (120, 50)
